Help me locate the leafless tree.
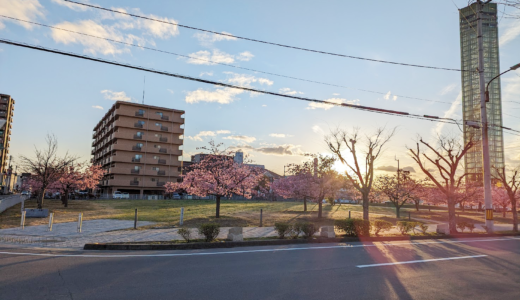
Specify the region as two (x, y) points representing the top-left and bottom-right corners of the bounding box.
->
(326, 127), (396, 220)
(19, 135), (77, 209)
(493, 166), (519, 232)
(408, 135), (474, 234)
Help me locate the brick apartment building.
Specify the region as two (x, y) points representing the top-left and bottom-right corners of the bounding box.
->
(0, 94), (14, 174)
(91, 101), (185, 196)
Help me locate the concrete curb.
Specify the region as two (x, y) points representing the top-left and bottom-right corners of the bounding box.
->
(83, 232), (520, 251)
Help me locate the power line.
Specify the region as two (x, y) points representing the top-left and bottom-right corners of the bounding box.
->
(0, 38), (461, 126)
(504, 113), (520, 119)
(0, 15), (452, 105)
(63, 0), (468, 72)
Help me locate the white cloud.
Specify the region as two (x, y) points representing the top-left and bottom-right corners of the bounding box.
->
(167, 89), (174, 94)
(306, 98), (359, 110)
(224, 72), (273, 87)
(500, 19), (520, 47)
(187, 49), (234, 65)
(383, 91), (391, 100)
(257, 78), (274, 86)
(51, 0), (90, 11)
(223, 135), (257, 143)
(92, 105), (104, 110)
(101, 90), (132, 101)
(262, 104), (267, 107)
(232, 144), (304, 156)
(312, 125), (324, 134)
(270, 133), (291, 138)
(199, 71), (213, 77)
(440, 83), (457, 95)
(280, 88), (303, 95)
(432, 91), (461, 137)
(236, 51), (254, 61)
(187, 130), (229, 141)
(503, 75), (520, 100)
(194, 31), (237, 46)
(0, 0), (45, 30)
(333, 93), (340, 96)
(185, 87), (244, 104)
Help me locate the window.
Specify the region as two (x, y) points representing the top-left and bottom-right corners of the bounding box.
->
(137, 120), (145, 125)
(135, 154), (142, 159)
(139, 109), (145, 114)
(151, 178), (156, 182)
(134, 166), (141, 170)
(153, 155), (160, 159)
(154, 145), (161, 149)
(155, 122), (162, 127)
(156, 112), (163, 117)
(133, 177), (140, 181)
(136, 131), (143, 137)
(152, 167), (160, 171)
(136, 143), (144, 148)
(155, 133), (162, 138)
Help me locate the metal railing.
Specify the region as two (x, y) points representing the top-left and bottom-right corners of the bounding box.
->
(135, 112), (144, 117)
(132, 146), (142, 151)
(132, 158), (141, 163)
(157, 171), (165, 176)
(160, 126), (168, 131)
(161, 116), (169, 121)
(157, 182), (165, 186)
(130, 181), (139, 186)
(134, 123), (143, 128)
(133, 135), (142, 139)
(158, 159), (166, 164)
(159, 137), (167, 142)
(131, 169), (140, 174)
(159, 148), (167, 153)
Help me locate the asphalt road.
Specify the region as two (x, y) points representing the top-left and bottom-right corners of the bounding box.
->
(1, 237), (520, 300)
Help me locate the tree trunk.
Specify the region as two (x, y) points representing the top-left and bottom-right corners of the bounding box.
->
(448, 198), (457, 234)
(37, 189), (45, 209)
(362, 192), (369, 221)
(415, 201), (420, 211)
(215, 195), (221, 218)
(460, 202), (465, 212)
(318, 201), (323, 218)
(64, 192), (69, 208)
(395, 205), (400, 218)
(303, 197), (307, 212)
(512, 199), (518, 232)
(503, 206), (506, 218)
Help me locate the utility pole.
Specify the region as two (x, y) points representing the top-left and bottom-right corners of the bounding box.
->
(477, 0), (494, 232)
(395, 156), (400, 217)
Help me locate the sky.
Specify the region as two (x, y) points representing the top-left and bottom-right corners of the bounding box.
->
(0, 0), (519, 176)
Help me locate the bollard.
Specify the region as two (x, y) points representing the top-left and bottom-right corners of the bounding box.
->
(48, 213), (54, 232)
(77, 213), (83, 233)
(134, 209), (138, 229)
(180, 207), (184, 226)
(260, 209), (263, 227)
(20, 211), (26, 229)
(349, 210), (351, 219)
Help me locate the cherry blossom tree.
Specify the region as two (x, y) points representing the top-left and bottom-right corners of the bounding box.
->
(492, 187), (511, 218)
(374, 172), (422, 218)
(80, 164), (105, 192)
(50, 163), (105, 207)
(272, 173), (316, 212)
(493, 167), (519, 232)
(174, 141), (265, 218)
(326, 127), (396, 220)
(19, 135), (77, 209)
(409, 135), (474, 234)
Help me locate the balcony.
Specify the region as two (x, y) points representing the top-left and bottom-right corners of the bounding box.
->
(134, 123), (143, 128)
(157, 182), (165, 187)
(132, 146), (142, 151)
(158, 159), (166, 165)
(160, 126), (168, 132)
(131, 169), (140, 174)
(135, 112), (144, 117)
(132, 158), (141, 163)
(130, 181), (139, 186)
(159, 148), (167, 153)
(133, 134), (142, 140)
(159, 137), (167, 142)
(157, 171), (166, 176)
(161, 115), (169, 121)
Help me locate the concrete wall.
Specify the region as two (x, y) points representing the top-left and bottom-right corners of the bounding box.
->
(0, 195), (23, 214)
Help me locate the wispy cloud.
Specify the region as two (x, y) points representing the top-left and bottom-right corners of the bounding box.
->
(231, 144), (304, 156)
(306, 98), (359, 110)
(279, 88), (303, 95)
(440, 83), (457, 95)
(312, 125), (324, 134)
(500, 19), (520, 47)
(269, 133), (291, 138)
(193, 31), (237, 47)
(0, 0), (45, 30)
(187, 130), (230, 141)
(101, 90), (132, 101)
(223, 135), (256, 143)
(51, 0), (90, 11)
(432, 91), (461, 137)
(199, 71), (213, 77)
(187, 49), (235, 65)
(92, 105), (104, 110)
(167, 89), (174, 94)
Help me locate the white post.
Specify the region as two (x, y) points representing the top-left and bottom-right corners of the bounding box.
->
(77, 213), (83, 233)
(477, 0), (494, 232)
(180, 207), (184, 226)
(48, 213), (54, 232)
(20, 211), (26, 229)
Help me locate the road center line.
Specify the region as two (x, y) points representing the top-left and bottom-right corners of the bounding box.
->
(356, 255), (488, 268)
(0, 237), (517, 258)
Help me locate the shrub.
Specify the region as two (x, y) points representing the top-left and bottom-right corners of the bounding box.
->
(353, 219), (372, 236)
(419, 223), (429, 233)
(198, 223), (220, 242)
(457, 222), (467, 233)
(411, 222), (420, 234)
(373, 220), (393, 236)
(396, 221), (415, 235)
(177, 227), (192, 243)
(290, 223), (303, 239)
(274, 222), (292, 239)
(335, 219), (371, 236)
(466, 223), (476, 233)
(334, 219), (355, 236)
(326, 197), (335, 206)
(300, 222), (318, 238)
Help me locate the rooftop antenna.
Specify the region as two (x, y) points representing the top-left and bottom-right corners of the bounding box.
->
(142, 76), (146, 104)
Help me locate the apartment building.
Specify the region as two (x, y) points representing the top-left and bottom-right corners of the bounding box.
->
(91, 101), (185, 196)
(0, 94), (14, 175)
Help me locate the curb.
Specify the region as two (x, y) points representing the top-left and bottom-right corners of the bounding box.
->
(83, 232), (520, 251)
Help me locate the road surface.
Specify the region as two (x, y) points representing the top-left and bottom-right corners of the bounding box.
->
(1, 237), (519, 299)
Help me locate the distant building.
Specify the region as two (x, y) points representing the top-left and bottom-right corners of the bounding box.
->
(91, 101), (185, 196)
(459, 2), (504, 181)
(0, 94), (14, 175)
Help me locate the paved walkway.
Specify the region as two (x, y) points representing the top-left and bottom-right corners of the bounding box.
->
(0, 219), (515, 249)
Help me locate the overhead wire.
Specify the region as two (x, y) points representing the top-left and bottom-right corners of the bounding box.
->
(0, 38), (462, 126)
(63, 0), (469, 72)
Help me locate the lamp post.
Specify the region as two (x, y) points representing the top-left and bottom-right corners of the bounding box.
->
(485, 63), (520, 102)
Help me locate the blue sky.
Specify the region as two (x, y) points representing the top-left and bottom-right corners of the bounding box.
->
(0, 0), (519, 175)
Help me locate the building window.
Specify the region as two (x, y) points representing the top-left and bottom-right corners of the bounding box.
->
(151, 178), (156, 182)
(153, 155), (160, 159)
(137, 120), (145, 125)
(134, 166), (141, 170)
(152, 167), (160, 171)
(136, 143), (143, 148)
(155, 133), (162, 138)
(135, 154), (142, 159)
(139, 109), (145, 114)
(136, 131), (143, 137)
(155, 122), (162, 127)
(154, 145), (161, 149)
(133, 177), (140, 181)
(156, 112), (163, 117)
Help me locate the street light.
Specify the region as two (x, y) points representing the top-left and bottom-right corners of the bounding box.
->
(485, 62), (520, 102)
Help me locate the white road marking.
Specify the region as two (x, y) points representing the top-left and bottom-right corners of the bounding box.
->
(0, 237), (517, 258)
(356, 255), (488, 268)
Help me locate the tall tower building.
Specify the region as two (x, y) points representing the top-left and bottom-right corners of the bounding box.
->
(459, 2), (504, 181)
(0, 94), (14, 175)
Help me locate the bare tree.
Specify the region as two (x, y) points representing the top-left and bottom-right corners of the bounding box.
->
(326, 127), (396, 220)
(494, 166), (519, 232)
(19, 135), (77, 209)
(408, 135), (474, 234)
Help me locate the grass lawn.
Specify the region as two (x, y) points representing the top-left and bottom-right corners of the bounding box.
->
(0, 199), (514, 229)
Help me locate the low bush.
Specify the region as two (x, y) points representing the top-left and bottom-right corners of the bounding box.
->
(466, 223), (476, 233)
(373, 220), (393, 236)
(177, 227), (192, 243)
(353, 219), (372, 236)
(290, 223), (303, 239)
(419, 223), (429, 233)
(334, 219), (355, 236)
(326, 197), (335, 206)
(335, 219), (371, 236)
(198, 223), (220, 242)
(456, 221), (467, 233)
(410, 222), (420, 234)
(300, 222), (318, 238)
(274, 222), (292, 239)
(396, 221), (415, 235)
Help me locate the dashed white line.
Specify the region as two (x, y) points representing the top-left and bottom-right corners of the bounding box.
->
(356, 255), (488, 268)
